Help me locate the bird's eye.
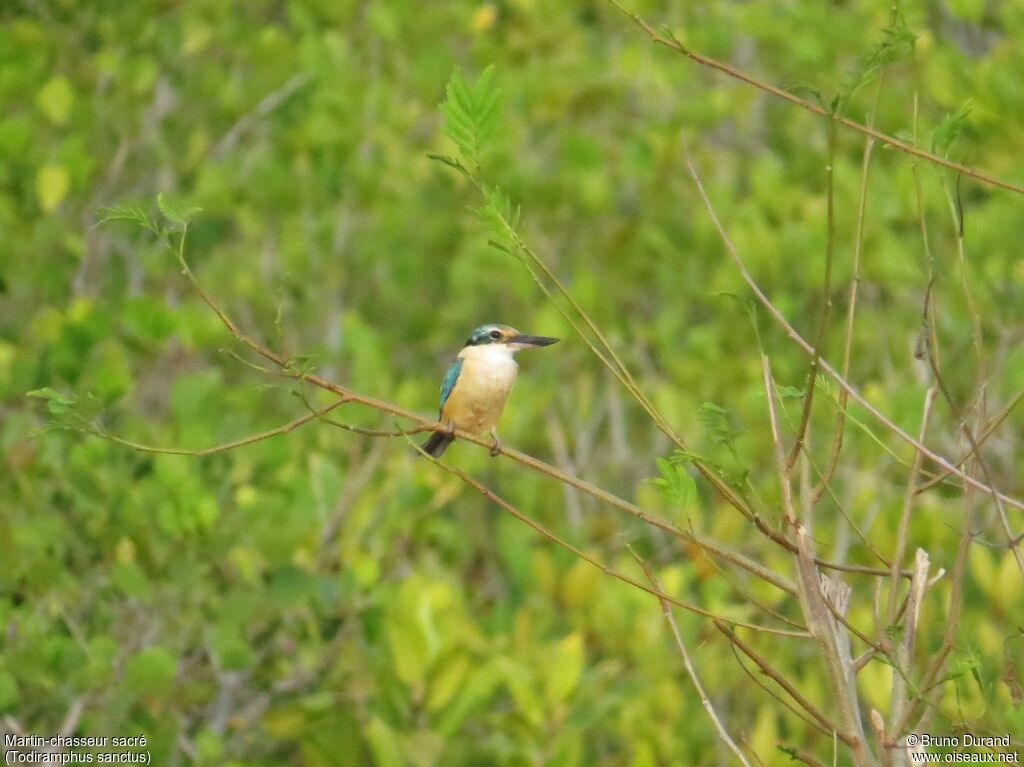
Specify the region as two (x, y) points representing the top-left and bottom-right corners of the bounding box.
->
(489, 330), (501, 340)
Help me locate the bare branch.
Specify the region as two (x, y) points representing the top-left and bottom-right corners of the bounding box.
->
(414, 438), (808, 637)
(94, 399), (346, 456)
(682, 144), (1024, 514)
(631, 549), (753, 766)
(717, 621), (844, 739)
(915, 387), (1024, 496)
(887, 386), (938, 623)
(606, 0), (1024, 196)
(211, 72), (313, 159)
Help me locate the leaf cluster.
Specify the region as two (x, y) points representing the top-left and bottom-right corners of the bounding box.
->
(441, 65), (502, 169)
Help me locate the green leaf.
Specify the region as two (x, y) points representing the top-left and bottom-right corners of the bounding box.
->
(932, 102), (973, 157)
(783, 82), (825, 109)
(122, 646), (177, 697)
(36, 164), (70, 212)
(892, 127), (916, 145)
(478, 184), (521, 251)
(156, 192), (202, 225)
(27, 387), (78, 416)
(669, 448), (703, 464)
(650, 456), (697, 509)
(435, 661), (501, 737)
(544, 633), (584, 706)
(426, 654), (471, 712)
(838, 15), (915, 111)
(97, 204), (152, 230)
(775, 384), (805, 400)
(208, 627), (255, 671)
(365, 718), (405, 767)
(36, 75), (74, 126)
(699, 401), (742, 449)
(499, 658), (544, 726)
(441, 64), (502, 168)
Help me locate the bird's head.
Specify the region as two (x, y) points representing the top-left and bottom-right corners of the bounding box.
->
(464, 324), (559, 352)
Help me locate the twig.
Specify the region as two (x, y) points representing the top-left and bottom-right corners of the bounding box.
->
(631, 548), (753, 766)
(717, 621), (845, 739)
(728, 640), (835, 739)
(413, 437), (807, 637)
(926, 354), (1024, 574)
(682, 145), (1024, 514)
(887, 386), (938, 623)
(763, 356), (877, 766)
(887, 549), (932, 746)
(896, 466), (976, 735)
(778, 745), (827, 767)
(914, 387), (1024, 495)
(773, 378), (892, 569)
(94, 399), (346, 456)
(606, 0), (1024, 196)
(815, 59), (889, 502)
(786, 121), (837, 472)
(211, 72), (312, 159)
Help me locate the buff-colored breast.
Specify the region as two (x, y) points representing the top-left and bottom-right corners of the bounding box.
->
(441, 344), (519, 434)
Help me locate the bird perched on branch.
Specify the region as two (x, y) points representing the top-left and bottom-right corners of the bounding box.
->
(421, 324), (559, 458)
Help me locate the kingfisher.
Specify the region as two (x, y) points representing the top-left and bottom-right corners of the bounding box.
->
(421, 324), (559, 458)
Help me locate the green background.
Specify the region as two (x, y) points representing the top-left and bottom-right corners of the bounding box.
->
(2, 0), (1023, 764)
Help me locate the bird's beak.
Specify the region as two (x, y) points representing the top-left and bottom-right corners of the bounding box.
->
(509, 334), (560, 348)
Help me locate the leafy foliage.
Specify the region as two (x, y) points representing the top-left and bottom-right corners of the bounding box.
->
(649, 456), (697, 510)
(837, 14), (916, 112)
(441, 65), (502, 168)
(3, 1), (1023, 764)
(932, 102), (974, 157)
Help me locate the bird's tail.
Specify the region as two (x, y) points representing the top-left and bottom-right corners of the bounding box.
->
(420, 431), (453, 458)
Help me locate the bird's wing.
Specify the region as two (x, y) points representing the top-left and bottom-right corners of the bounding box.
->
(438, 357), (464, 413)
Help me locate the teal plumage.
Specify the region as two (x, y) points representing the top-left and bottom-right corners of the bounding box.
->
(421, 357), (463, 457)
(438, 357), (464, 410)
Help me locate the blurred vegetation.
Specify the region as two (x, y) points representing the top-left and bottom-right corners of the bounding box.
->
(2, 0), (1024, 764)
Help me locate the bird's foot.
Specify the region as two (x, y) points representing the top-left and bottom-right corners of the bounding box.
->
(446, 420), (456, 436)
(488, 430), (502, 457)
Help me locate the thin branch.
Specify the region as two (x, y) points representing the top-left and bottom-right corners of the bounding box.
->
(927, 351), (1024, 575)
(773, 379), (892, 569)
(606, 0), (1024, 196)
(786, 120), (837, 472)
(914, 387), (1024, 496)
(763, 356), (877, 766)
(414, 438), (808, 637)
(682, 144), (1024, 514)
(717, 621), (846, 739)
(944, 175), (986, 416)
(728, 640), (835, 740)
(94, 400), (345, 456)
(887, 549), (933, 746)
(887, 386), (938, 623)
(778, 745), (827, 767)
(631, 549), (753, 766)
(211, 72), (313, 159)
(816, 63), (888, 501)
(896, 466), (977, 735)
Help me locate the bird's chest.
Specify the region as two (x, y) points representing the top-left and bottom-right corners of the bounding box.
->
(444, 349), (518, 432)
(463, 353), (518, 396)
